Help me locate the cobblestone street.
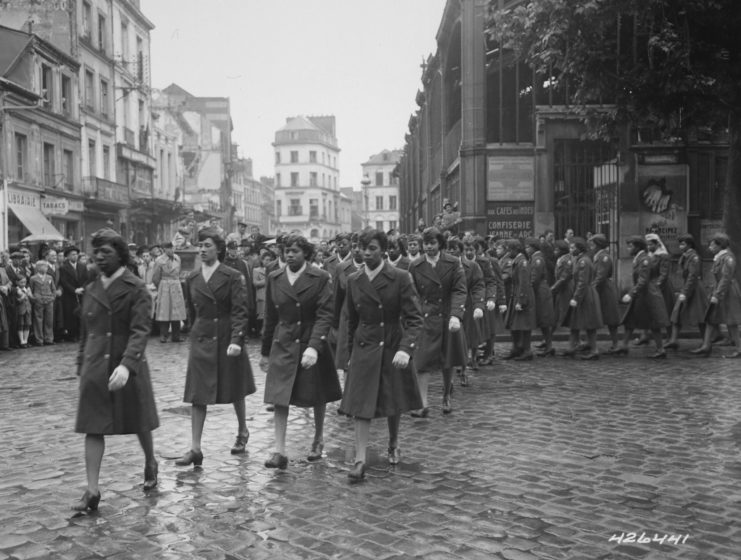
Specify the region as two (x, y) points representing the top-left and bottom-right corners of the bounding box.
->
(1, 338), (740, 559)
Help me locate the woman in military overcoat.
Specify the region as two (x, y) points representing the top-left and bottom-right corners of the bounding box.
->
(665, 233), (708, 350)
(408, 228), (467, 416)
(340, 229), (423, 480)
(259, 234), (341, 470)
(525, 238), (556, 356)
(175, 228), (256, 468)
(618, 236), (669, 358)
(73, 228), (159, 511)
(550, 240), (573, 330)
(562, 237), (603, 359)
(692, 232), (741, 357)
(588, 234), (621, 353)
(503, 239), (537, 360)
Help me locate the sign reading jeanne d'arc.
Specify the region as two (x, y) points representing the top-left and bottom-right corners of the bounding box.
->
(486, 201), (535, 239)
(487, 156), (534, 201)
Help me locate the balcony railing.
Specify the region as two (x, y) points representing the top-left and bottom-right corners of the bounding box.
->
(82, 176), (129, 206)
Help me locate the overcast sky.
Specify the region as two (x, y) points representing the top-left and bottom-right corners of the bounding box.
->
(142, 0), (447, 188)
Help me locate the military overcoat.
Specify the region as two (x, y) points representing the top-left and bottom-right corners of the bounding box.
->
(706, 250), (741, 326)
(530, 250), (556, 329)
(409, 253), (467, 371)
(183, 264), (256, 405)
(566, 253), (603, 331)
(75, 269), (159, 435)
(461, 258), (486, 348)
(621, 250), (670, 330)
(592, 249), (621, 327)
(261, 265), (341, 407)
(551, 253), (573, 327)
(339, 263), (423, 419)
(671, 248), (708, 327)
(504, 253), (536, 331)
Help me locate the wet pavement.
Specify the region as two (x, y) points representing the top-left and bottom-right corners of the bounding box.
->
(0, 336), (740, 559)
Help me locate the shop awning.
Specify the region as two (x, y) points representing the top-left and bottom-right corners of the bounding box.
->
(10, 204), (65, 242)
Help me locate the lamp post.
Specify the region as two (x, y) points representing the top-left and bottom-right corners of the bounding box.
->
(361, 175), (371, 229)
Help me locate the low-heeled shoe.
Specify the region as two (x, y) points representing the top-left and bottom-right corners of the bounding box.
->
(231, 431), (249, 454)
(72, 490), (101, 512)
(307, 442), (324, 462)
(265, 452), (288, 470)
(175, 449), (203, 467)
(143, 461), (158, 490)
(388, 447), (401, 465)
(348, 461), (366, 481)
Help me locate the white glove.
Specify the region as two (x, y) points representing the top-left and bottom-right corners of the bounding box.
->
(473, 308), (484, 320)
(75, 287), (85, 295)
(486, 300), (496, 311)
(622, 294), (632, 303)
(498, 304), (507, 315)
(678, 294), (687, 302)
(711, 296), (718, 305)
(227, 343), (242, 357)
(448, 316), (461, 332)
(392, 350), (410, 368)
(108, 365), (130, 391)
(515, 303), (523, 312)
(301, 347), (318, 368)
(569, 299), (577, 308)
(259, 356), (269, 372)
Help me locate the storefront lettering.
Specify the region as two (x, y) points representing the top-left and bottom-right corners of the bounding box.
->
(42, 197), (69, 215)
(8, 191), (40, 208)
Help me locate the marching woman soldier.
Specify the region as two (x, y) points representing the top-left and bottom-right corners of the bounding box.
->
(476, 236), (505, 366)
(525, 238), (556, 357)
(340, 229), (424, 480)
(175, 228), (256, 467)
(332, 234), (364, 373)
(73, 229), (159, 511)
(408, 227), (467, 415)
(451, 238), (485, 383)
(617, 236), (670, 358)
(561, 237), (603, 360)
(550, 240), (573, 331)
(691, 233), (741, 357)
(646, 233), (675, 337)
(665, 234), (708, 351)
(259, 234), (341, 469)
(503, 239), (536, 360)
(588, 234), (621, 353)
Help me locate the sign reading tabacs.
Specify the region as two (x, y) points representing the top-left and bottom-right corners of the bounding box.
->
(486, 202), (534, 239)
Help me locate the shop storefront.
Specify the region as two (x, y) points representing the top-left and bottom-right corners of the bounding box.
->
(6, 187), (64, 247)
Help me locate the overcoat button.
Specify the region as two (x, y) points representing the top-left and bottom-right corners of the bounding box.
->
(213, 337), (217, 340)
(379, 322), (384, 327)
(296, 303), (300, 307)
(379, 342), (384, 347)
(104, 354), (109, 359)
(297, 321), (301, 326)
(214, 318), (218, 322)
(106, 332), (111, 337)
(295, 339), (300, 343)
(424, 313), (429, 317)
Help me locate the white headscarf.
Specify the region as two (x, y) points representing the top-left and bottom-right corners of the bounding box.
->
(645, 233), (668, 255)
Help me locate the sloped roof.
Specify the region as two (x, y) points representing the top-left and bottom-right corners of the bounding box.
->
(362, 149), (403, 166)
(0, 25), (32, 77)
(279, 115), (323, 132)
(162, 83), (194, 99)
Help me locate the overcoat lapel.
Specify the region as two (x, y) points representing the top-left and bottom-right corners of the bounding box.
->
(88, 278), (111, 311)
(416, 259), (442, 287)
(206, 265), (229, 296)
(294, 266), (319, 297)
(193, 270), (216, 303)
(274, 269), (299, 302)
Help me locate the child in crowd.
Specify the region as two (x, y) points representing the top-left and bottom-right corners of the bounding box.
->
(29, 260), (56, 346)
(15, 276), (32, 348)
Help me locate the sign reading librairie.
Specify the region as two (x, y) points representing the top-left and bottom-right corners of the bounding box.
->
(487, 156), (534, 201)
(486, 202), (534, 239)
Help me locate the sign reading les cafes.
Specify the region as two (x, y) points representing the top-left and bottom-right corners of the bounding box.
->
(486, 202), (534, 239)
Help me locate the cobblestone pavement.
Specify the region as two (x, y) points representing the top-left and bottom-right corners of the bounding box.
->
(0, 336), (740, 559)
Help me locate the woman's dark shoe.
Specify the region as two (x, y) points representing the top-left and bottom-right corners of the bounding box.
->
(649, 351), (667, 359)
(175, 449), (203, 467)
(502, 350), (522, 360)
(604, 346), (620, 355)
(410, 408), (429, 418)
(264, 452), (288, 470)
(72, 490), (101, 512)
(143, 461), (158, 491)
(613, 347), (629, 356)
(723, 351), (741, 359)
(533, 341), (547, 350)
(536, 348), (555, 357)
(663, 341), (679, 350)
(690, 346), (711, 356)
(348, 461), (366, 481)
(307, 441), (324, 462)
(459, 369), (469, 387)
(632, 336), (650, 346)
(580, 352), (600, 361)
(442, 395), (452, 414)
(231, 431), (249, 454)
(388, 447), (401, 465)
(513, 351), (533, 361)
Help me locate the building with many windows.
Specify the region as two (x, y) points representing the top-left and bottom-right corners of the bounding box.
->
(361, 149), (402, 233)
(0, 24), (82, 250)
(273, 115), (343, 241)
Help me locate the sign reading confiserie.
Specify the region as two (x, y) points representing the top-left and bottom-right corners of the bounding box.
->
(486, 202), (535, 239)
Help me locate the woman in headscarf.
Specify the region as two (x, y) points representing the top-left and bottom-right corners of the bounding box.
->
(645, 233), (675, 336)
(72, 228), (159, 511)
(175, 228), (256, 467)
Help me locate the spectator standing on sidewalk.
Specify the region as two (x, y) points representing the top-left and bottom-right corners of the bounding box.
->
(59, 247), (87, 342)
(152, 242), (186, 343)
(72, 228), (159, 511)
(29, 260), (56, 346)
(14, 276), (32, 348)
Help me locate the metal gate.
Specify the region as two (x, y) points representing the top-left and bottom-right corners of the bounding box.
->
(553, 139), (619, 251)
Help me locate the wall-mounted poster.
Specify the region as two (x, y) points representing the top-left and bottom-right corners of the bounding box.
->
(487, 156), (534, 201)
(637, 164), (689, 253)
